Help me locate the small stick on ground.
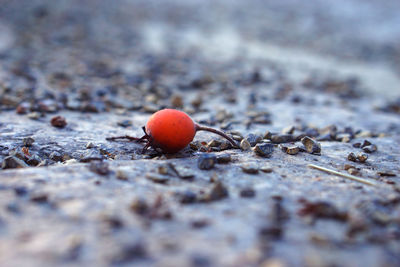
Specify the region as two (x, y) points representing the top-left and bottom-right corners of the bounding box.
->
(195, 124), (239, 148)
(308, 163), (377, 186)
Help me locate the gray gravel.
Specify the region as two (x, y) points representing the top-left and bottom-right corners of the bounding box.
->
(1, 1), (400, 266)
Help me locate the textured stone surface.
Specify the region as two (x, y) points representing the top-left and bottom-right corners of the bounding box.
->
(1, 0), (400, 266)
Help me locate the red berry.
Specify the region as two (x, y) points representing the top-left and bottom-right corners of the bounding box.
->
(146, 109), (196, 153)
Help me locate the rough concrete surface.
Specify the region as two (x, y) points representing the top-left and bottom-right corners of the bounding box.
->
(0, 1), (400, 266)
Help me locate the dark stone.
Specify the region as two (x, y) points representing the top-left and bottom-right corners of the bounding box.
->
(145, 173), (169, 184)
(191, 254), (212, 267)
(197, 154), (216, 170)
(301, 136), (321, 154)
(49, 151), (63, 162)
(130, 198), (149, 215)
(111, 242), (147, 264)
(316, 133), (332, 141)
(347, 152), (357, 162)
(298, 200), (347, 221)
(281, 126), (295, 135)
(336, 133), (352, 143)
(1, 156), (29, 169)
(50, 115), (67, 128)
(22, 137), (35, 147)
(14, 186), (28, 196)
(280, 144), (299, 155)
(259, 225), (283, 240)
(102, 216), (124, 229)
(80, 149), (104, 162)
(245, 133), (262, 146)
(27, 154), (41, 166)
(168, 163), (195, 179)
(30, 193), (49, 203)
(357, 153), (368, 163)
(117, 120), (132, 128)
(6, 202), (21, 214)
(177, 191), (197, 204)
(270, 134), (294, 144)
(240, 188), (256, 198)
(241, 163), (259, 174)
(89, 161), (109, 175)
(363, 144), (377, 153)
(361, 140), (372, 148)
(207, 182), (228, 201)
(191, 219), (210, 229)
(216, 153), (231, 164)
(254, 143), (274, 157)
(352, 142), (361, 148)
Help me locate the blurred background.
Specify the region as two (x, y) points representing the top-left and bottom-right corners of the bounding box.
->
(0, 0), (399, 104)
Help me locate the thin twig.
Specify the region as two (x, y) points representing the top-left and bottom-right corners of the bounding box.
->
(308, 163), (377, 186)
(195, 124), (239, 148)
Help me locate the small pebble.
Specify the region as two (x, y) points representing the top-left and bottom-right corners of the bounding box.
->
(281, 126), (295, 134)
(207, 139), (221, 148)
(280, 144), (299, 155)
(116, 170), (128, 181)
(240, 188), (256, 198)
(241, 163), (259, 174)
(89, 161), (109, 175)
(27, 112), (41, 120)
(27, 154), (41, 166)
(347, 152), (357, 162)
(51, 116), (67, 128)
(197, 154), (216, 170)
(86, 142), (95, 149)
(130, 198), (149, 215)
(357, 153), (368, 163)
(361, 140), (372, 148)
(49, 151), (63, 162)
(146, 173), (169, 184)
(157, 165), (170, 175)
(232, 135), (243, 141)
(191, 219), (210, 229)
(171, 94), (183, 108)
(1, 156), (28, 169)
(176, 190), (197, 204)
(169, 163), (195, 179)
(245, 133), (262, 146)
(301, 136), (321, 154)
(80, 149), (104, 162)
(254, 143), (274, 157)
(348, 168), (361, 176)
(363, 144), (377, 153)
(270, 134), (294, 144)
(263, 131), (273, 140)
(117, 120), (132, 128)
(376, 171), (396, 177)
(23, 137), (35, 147)
(352, 142), (361, 148)
(337, 133), (351, 143)
(216, 153), (231, 164)
(16, 102), (30, 114)
(30, 193), (48, 203)
(260, 165), (273, 173)
(240, 139), (251, 151)
(207, 182), (229, 201)
(219, 141), (233, 150)
(14, 186), (28, 196)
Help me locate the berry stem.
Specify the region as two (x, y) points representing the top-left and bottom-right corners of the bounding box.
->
(195, 124), (238, 148)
